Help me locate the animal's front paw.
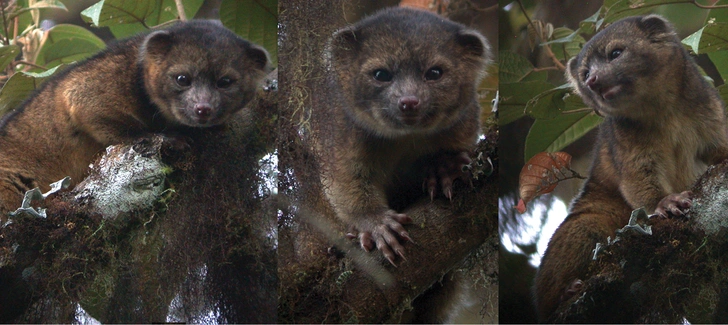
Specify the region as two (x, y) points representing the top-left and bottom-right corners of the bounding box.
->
(424, 151), (472, 200)
(159, 133), (193, 153)
(347, 210), (413, 266)
(654, 191), (692, 218)
(560, 279), (584, 303)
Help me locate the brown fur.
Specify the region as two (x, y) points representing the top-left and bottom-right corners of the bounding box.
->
(324, 7), (490, 264)
(535, 15), (728, 321)
(0, 20), (269, 220)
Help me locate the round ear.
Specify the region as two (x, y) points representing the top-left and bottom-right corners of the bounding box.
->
(139, 30), (173, 63)
(639, 14), (677, 42)
(565, 56), (580, 87)
(455, 29), (491, 63)
(246, 43), (271, 72)
(329, 26), (360, 64)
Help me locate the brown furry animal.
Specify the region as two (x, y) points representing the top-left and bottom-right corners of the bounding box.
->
(535, 15), (728, 321)
(324, 7), (490, 264)
(0, 20), (270, 220)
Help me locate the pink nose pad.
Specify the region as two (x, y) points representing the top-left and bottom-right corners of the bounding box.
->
(586, 75), (599, 91)
(194, 104), (213, 118)
(398, 96), (420, 111)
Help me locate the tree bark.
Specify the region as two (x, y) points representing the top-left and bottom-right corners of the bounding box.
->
(551, 161), (728, 323)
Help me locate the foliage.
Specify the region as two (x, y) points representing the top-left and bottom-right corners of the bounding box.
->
(500, 0), (728, 162)
(0, 0), (278, 118)
(516, 152), (583, 213)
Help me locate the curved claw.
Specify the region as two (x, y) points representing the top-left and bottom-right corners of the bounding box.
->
(359, 231), (374, 252)
(562, 279), (584, 302)
(655, 191), (693, 219)
(423, 151), (472, 200)
(355, 210), (413, 265)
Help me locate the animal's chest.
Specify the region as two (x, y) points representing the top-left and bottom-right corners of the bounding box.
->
(655, 131), (708, 193)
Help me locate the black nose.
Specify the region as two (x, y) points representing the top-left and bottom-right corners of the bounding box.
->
(398, 96), (420, 111)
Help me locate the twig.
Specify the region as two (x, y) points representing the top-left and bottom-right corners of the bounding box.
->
(543, 43), (566, 70)
(690, 0), (728, 9)
(0, 1), (9, 46)
(516, 0), (535, 33)
(14, 60), (47, 70)
(175, 0), (187, 21)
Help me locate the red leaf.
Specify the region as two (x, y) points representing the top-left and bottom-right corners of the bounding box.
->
(517, 152), (574, 213)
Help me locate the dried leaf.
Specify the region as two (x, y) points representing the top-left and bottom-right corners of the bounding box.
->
(517, 152), (580, 213)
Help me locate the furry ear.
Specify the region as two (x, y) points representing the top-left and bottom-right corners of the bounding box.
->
(139, 30), (173, 63)
(246, 43), (271, 72)
(455, 29), (490, 63)
(639, 15), (676, 42)
(565, 56), (580, 88)
(329, 26), (361, 65)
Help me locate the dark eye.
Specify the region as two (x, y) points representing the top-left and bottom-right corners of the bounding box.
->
(608, 49), (623, 61)
(175, 74), (191, 87)
(217, 77), (234, 89)
(584, 70), (590, 80)
(424, 67), (443, 81)
(372, 69), (393, 82)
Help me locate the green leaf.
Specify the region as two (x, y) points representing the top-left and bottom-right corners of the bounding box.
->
(35, 24), (105, 68)
(81, 0), (157, 27)
(220, 0), (278, 66)
(683, 23), (728, 54)
(579, 9), (601, 34)
(107, 23), (148, 39)
(42, 24), (106, 49)
(36, 39), (102, 68)
(499, 81), (554, 125)
(542, 28), (580, 45)
(81, 0), (203, 32)
(524, 110), (602, 161)
(543, 28), (585, 62)
(525, 83), (573, 119)
(499, 51), (547, 83)
(0, 45), (21, 72)
(0, 65), (62, 116)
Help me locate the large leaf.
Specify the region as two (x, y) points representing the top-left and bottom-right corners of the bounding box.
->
(35, 24), (105, 68)
(499, 81), (553, 125)
(683, 23), (728, 54)
(220, 0), (278, 66)
(524, 110), (602, 161)
(0, 65), (62, 116)
(81, 0), (203, 38)
(499, 51), (547, 83)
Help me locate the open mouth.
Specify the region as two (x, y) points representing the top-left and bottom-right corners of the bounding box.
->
(599, 84), (622, 101)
